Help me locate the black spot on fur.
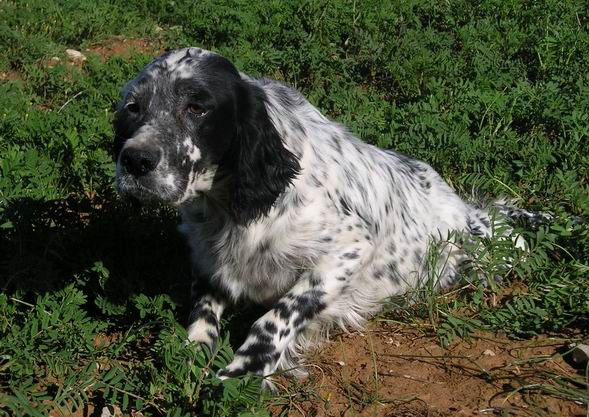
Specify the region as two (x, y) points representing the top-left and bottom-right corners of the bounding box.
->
(188, 305), (218, 327)
(339, 197), (353, 216)
(310, 174), (323, 187)
(290, 290), (327, 328)
(279, 328), (291, 339)
(467, 216), (484, 236)
(274, 301), (291, 321)
(239, 341), (275, 357)
(264, 321), (278, 334)
(331, 136), (343, 154)
(341, 251), (360, 260)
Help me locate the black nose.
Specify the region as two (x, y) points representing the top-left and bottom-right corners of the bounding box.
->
(120, 147), (161, 177)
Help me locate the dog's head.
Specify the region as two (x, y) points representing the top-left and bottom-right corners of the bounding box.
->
(114, 47), (300, 223)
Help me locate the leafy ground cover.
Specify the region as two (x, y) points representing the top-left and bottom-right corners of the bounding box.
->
(0, 1), (587, 416)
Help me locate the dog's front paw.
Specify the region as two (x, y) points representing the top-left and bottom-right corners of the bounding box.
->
(217, 358), (277, 391)
(186, 319), (218, 352)
(217, 355), (250, 379)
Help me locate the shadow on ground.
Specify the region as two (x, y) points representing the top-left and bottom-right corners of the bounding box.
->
(0, 192), (263, 346)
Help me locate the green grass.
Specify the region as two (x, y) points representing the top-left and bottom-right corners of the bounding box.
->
(1, 0), (588, 416)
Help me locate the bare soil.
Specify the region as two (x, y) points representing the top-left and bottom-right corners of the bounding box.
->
(85, 37), (163, 61)
(0, 70), (21, 80)
(273, 323), (586, 417)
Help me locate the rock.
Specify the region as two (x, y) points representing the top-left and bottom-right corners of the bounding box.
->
(66, 49), (87, 62)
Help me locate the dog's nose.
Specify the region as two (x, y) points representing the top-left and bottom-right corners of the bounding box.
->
(120, 147), (161, 177)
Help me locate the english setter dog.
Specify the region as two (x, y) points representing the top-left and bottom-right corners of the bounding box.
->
(114, 47), (530, 383)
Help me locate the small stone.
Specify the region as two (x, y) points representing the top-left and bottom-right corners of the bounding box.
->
(66, 49), (87, 62)
(335, 361), (345, 366)
(46, 57), (61, 68)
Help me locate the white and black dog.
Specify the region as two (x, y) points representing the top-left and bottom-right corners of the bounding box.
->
(114, 47), (530, 382)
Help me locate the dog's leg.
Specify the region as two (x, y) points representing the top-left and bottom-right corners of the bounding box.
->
(217, 243), (371, 380)
(186, 281), (226, 351)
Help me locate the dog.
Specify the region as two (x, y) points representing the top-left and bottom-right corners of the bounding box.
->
(114, 47), (531, 383)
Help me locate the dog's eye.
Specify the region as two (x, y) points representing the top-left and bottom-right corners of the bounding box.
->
(126, 102), (140, 113)
(187, 104), (206, 116)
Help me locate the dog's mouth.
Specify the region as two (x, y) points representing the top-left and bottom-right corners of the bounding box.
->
(116, 173), (177, 204)
(117, 176), (157, 200)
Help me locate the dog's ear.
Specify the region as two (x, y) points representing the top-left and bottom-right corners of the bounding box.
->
(225, 81), (300, 225)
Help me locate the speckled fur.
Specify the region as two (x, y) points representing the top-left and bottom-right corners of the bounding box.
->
(114, 48), (528, 386)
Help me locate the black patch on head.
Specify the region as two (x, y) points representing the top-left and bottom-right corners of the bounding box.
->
(114, 50), (300, 218)
(222, 80), (301, 225)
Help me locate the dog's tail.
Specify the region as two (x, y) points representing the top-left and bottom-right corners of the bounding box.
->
(493, 198), (584, 226)
(492, 198), (554, 226)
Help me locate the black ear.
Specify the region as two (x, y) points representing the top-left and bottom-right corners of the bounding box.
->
(225, 82), (300, 225)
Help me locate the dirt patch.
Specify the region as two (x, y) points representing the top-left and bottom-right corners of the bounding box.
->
(0, 70), (22, 81)
(85, 37), (163, 61)
(273, 324), (586, 416)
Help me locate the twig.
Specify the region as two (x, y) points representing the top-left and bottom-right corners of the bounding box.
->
(9, 297), (35, 308)
(58, 91), (85, 113)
